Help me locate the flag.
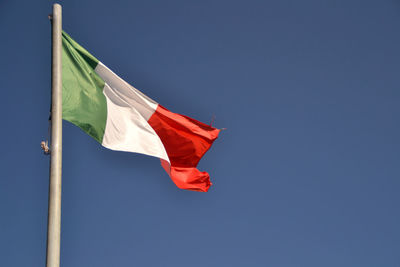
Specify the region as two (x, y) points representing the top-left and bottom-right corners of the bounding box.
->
(61, 31), (220, 192)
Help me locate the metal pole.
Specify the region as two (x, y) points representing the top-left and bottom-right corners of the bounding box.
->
(46, 3), (62, 267)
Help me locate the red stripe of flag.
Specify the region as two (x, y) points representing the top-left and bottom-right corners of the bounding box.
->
(148, 105), (220, 192)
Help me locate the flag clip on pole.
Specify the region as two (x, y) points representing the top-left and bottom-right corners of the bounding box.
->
(46, 3), (62, 267)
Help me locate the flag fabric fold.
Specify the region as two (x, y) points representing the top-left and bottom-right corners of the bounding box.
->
(62, 31), (220, 192)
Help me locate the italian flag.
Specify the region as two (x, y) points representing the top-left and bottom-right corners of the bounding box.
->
(62, 31), (220, 192)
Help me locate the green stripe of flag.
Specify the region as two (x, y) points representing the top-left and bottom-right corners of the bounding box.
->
(62, 31), (107, 143)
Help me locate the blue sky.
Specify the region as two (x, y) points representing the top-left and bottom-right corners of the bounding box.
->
(1, 0), (399, 266)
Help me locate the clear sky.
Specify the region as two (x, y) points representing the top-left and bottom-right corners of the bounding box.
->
(1, 0), (399, 266)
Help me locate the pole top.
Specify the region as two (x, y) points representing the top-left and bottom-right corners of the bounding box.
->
(53, 3), (62, 14)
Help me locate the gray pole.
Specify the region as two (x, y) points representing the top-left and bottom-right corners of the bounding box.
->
(46, 3), (62, 267)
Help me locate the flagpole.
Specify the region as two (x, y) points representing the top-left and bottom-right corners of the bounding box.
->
(46, 3), (62, 267)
